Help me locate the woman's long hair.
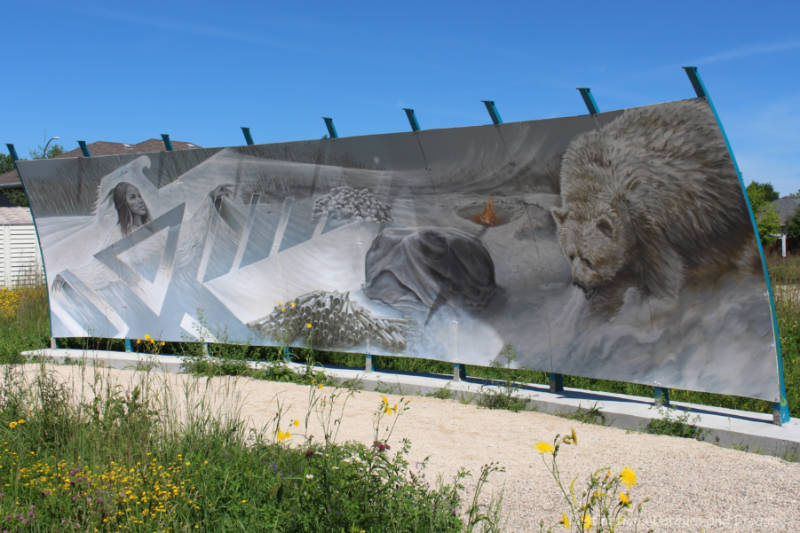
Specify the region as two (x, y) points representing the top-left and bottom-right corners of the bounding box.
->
(111, 182), (151, 235)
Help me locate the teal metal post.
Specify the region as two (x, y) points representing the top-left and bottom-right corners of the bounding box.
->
(577, 88), (600, 115)
(453, 363), (466, 382)
(482, 100), (503, 125)
(365, 354), (373, 372)
(654, 387), (670, 407)
(161, 134), (173, 151)
(125, 339), (133, 352)
(322, 117), (338, 139)
(402, 108), (421, 132)
(683, 66), (790, 424)
(548, 373), (563, 393)
(283, 346), (292, 363)
(78, 141), (91, 157)
(5, 144), (19, 162)
(241, 127), (254, 146)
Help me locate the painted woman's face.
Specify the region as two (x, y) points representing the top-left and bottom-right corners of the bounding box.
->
(125, 186), (147, 216)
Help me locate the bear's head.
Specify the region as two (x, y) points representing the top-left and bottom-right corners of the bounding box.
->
(551, 199), (636, 296)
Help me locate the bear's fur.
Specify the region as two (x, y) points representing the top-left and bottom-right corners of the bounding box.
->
(551, 99), (759, 314)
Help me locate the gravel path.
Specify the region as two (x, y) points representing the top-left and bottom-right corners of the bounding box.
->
(25, 364), (800, 532)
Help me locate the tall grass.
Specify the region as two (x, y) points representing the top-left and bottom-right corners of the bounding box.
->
(0, 364), (467, 531)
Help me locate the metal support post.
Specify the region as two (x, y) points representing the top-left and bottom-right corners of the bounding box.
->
(365, 354), (373, 372)
(653, 387), (670, 407)
(125, 339), (133, 352)
(161, 134), (173, 151)
(548, 373), (563, 393)
(577, 88), (600, 115)
(5, 144), (19, 162)
(283, 346), (292, 363)
(78, 141), (91, 157)
(482, 100), (503, 124)
(322, 117), (338, 139)
(453, 363), (466, 382)
(241, 127), (254, 145)
(402, 108), (421, 132)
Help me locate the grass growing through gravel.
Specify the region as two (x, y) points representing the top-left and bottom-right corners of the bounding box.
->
(0, 364), (472, 532)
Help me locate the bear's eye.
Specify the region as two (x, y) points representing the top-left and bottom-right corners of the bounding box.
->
(596, 219), (613, 238)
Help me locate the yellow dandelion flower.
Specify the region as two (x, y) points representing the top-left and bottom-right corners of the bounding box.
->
(535, 441), (555, 454)
(281, 307), (286, 312)
(384, 405), (392, 416)
(619, 491), (631, 506)
(241, 499), (247, 503)
(136, 339), (141, 344)
(620, 467), (637, 488)
(582, 513), (592, 530)
(276, 301), (281, 306)
(292, 419), (299, 427)
(381, 395), (388, 405)
(318, 383), (323, 390)
(160, 341), (165, 346)
(8, 422), (16, 429)
(392, 404), (397, 414)
(291, 302), (295, 307)
(560, 512), (570, 529)
(144, 334), (151, 340)
(306, 322), (312, 329)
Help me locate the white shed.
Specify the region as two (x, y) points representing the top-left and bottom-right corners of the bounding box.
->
(0, 207), (43, 287)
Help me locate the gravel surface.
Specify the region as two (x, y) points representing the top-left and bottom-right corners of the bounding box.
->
(26, 364), (800, 532)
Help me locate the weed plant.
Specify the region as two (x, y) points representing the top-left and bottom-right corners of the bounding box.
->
(0, 364), (470, 532)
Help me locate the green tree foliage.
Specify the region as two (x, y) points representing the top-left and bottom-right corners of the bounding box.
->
(787, 205), (800, 241)
(746, 181), (780, 204)
(29, 142), (64, 160)
(746, 180), (781, 244)
(0, 153), (14, 174)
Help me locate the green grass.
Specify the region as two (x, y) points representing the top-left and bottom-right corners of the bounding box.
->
(0, 364), (468, 532)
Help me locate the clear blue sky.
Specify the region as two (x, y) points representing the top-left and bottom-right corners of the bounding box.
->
(4, 1), (799, 195)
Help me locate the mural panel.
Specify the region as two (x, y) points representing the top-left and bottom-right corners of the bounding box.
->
(18, 98), (781, 401)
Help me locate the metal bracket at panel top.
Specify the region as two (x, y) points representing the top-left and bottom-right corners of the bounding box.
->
(402, 108), (421, 132)
(322, 117), (338, 139)
(481, 100), (503, 125)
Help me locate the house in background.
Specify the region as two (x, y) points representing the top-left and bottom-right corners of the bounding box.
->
(771, 196), (800, 257)
(0, 139), (200, 287)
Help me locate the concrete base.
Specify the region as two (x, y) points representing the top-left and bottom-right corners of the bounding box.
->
(22, 348), (800, 460)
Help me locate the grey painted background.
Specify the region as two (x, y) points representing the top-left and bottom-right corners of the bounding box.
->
(17, 98), (781, 401)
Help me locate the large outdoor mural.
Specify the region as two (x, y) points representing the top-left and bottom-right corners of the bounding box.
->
(17, 98), (781, 401)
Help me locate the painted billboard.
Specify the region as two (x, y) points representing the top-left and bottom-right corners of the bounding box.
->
(17, 98), (781, 401)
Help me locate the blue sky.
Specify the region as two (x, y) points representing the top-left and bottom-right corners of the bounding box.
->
(4, 1), (799, 195)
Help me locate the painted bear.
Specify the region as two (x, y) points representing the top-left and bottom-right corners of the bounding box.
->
(551, 99), (759, 314)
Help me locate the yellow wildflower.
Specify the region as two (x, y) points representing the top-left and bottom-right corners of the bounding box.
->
(620, 467), (637, 488)
(381, 395), (388, 405)
(276, 301), (281, 306)
(392, 404), (397, 414)
(619, 491), (631, 506)
(292, 419), (299, 427)
(8, 422), (16, 429)
(535, 441), (554, 454)
(291, 302), (296, 308)
(570, 427), (577, 445)
(306, 323), (312, 329)
(277, 430), (291, 442)
(144, 334), (151, 340)
(583, 513), (592, 530)
(560, 512), (570, 529)
(318, 383), (323, 390)
(281, 307), (286, 312)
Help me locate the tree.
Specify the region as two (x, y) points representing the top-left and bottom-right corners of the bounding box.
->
(746, 181), (780, 204)
(28, 142), (64, 160)
(787, 205), (800, 241)
(0, 153), (14, 174)
(746, 180), (781, 244)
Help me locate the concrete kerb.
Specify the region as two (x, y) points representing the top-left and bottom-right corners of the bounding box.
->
(22, 348), (800, 460)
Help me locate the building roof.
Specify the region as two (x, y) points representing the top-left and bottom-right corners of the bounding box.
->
(771, 197), (800, 225)
(0, 206), (33, 225)
(0, 139), (201, 188)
